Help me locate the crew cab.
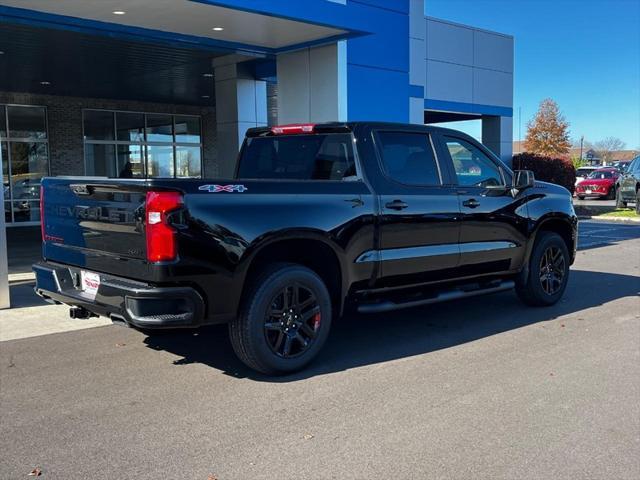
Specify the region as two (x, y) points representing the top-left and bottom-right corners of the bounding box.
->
(34, 122), (577, 375)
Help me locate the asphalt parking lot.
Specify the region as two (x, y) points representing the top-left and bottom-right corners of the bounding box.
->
(1, 220), (639, 480)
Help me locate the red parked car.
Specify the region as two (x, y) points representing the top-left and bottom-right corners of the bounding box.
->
(575, 167), (619, 200)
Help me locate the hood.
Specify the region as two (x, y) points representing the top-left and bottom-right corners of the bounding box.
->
(577, 177), (615, 186)
(536, 180), (571, 196)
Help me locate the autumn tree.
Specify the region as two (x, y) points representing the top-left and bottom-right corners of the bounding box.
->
(524, 98), (571, 157)
(594, 137), (626, 165)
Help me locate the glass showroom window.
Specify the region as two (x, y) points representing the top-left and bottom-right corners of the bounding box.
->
(1, 105), (49, 225)
(83, 110), (202, 179)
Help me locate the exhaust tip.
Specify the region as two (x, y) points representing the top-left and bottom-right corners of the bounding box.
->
(69, 306), (95, 319)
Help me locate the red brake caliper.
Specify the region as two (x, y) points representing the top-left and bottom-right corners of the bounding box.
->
(313, 312), (322, 331)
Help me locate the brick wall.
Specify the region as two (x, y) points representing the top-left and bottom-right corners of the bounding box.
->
(0, 91), (218, 177)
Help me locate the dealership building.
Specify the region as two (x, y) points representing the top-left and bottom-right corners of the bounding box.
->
(0, 0), (513, 228)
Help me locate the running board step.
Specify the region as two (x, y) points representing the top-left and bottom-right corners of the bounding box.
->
(357, 280), (515, 314)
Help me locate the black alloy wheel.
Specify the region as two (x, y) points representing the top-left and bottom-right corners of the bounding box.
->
(515, 231), (570, 307)
(264, 284), (322, 358)
(538, 245), (566, 296)
(229, 263), (332, 375)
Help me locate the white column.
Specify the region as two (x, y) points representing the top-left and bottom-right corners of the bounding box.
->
(482, 116), (513, 167)
(0, 144), (9, 309)
(214, 59), (267, 177)
(276, 42), (347, 124)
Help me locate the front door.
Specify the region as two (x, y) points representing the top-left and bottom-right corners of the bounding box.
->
(438, 134), (528, 276)
(369, 129), (460, 288)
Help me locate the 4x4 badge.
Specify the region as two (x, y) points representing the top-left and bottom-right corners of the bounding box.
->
(199, 184), (248, 193)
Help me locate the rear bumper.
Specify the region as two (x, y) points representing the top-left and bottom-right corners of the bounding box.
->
(33, 261), (205, 329)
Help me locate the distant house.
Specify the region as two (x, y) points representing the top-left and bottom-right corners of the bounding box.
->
(583, 149), (600, 165)
(513, 141), (638, 167)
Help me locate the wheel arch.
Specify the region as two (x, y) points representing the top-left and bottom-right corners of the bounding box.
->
(526, 214), (578, 266)
(238, 231), (347, 317)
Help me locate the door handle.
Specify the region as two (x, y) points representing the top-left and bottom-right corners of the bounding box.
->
(385, 199), (409, 210)
(462, 198), (480, 208)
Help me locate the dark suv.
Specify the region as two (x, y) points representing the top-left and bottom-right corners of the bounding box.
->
(616, 155), (640, 213)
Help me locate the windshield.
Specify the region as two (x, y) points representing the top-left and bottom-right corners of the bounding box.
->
(576, 168), (594, 177)
(587, 170), (615, 179)
(237, 133), (356, 180)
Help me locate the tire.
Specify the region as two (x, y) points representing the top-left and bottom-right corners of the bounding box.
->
(606, 186), (616, 200)
(229, 263), (332, 375)
(636, 191), (640, 215)
(616, 188), (627, 208)
(516, 231), (570, 307)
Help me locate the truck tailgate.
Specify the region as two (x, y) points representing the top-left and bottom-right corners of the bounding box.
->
(41, 178), (149, 273)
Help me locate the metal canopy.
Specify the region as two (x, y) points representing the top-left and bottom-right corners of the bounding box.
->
(0, 22), (227, 105)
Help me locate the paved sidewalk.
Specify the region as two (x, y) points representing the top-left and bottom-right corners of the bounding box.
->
(0, 282), (110, 342)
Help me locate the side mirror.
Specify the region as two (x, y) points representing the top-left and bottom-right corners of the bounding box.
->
(513, 170), (535, 190)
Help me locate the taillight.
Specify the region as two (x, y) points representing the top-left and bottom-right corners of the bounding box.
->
(270, 123), (316, 135)
(145, 191), (183, 263)
(40, 185), (45, 242)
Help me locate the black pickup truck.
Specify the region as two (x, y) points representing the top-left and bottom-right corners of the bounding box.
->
(34, 122), (577, 374)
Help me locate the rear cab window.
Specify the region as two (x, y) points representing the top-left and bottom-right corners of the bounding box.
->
(237, 133), (357, 180)
(375, 131), (442, 186)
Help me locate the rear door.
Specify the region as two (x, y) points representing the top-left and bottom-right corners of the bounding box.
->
(437, 134), (528, 275)
(365, 127), (460, 288)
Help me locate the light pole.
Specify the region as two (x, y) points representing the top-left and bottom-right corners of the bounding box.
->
(580, 135), (584, 164)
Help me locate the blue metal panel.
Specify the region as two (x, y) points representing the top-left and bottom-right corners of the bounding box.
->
(346, 7), (409, 73)
(349, 0), (410, 14)
(345, 0), (410, 122)
(425, 99), (513, 117)
(409, 84), (424, 98)
(347, 64), (409, 122)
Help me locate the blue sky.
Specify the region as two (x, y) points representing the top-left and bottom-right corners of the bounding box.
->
(426, 0), (640, 149)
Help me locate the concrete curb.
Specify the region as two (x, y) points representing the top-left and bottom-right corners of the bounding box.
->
(8, 272), (36, 284)
(578, 215), (640, 225)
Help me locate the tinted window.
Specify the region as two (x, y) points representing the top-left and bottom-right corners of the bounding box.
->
(85, 144), (116, 177)
(117, 144), (144, 178)
(84, 110), (114, 141)
(238, 134), (356, 180)
(176, 145), (201, 177)
(10, 142), (48, 198)
(7, 106), (47, 139)
(145, 114), (173, 142)
(147, 145), (174, 178)
(445, 137), (504, 187)
(576, 168), (594, 177)
(174, 116), (201, 143)
(116, 112), (145, 142)
(377, 132), (440, 185)
(0, 105), (6, 138)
